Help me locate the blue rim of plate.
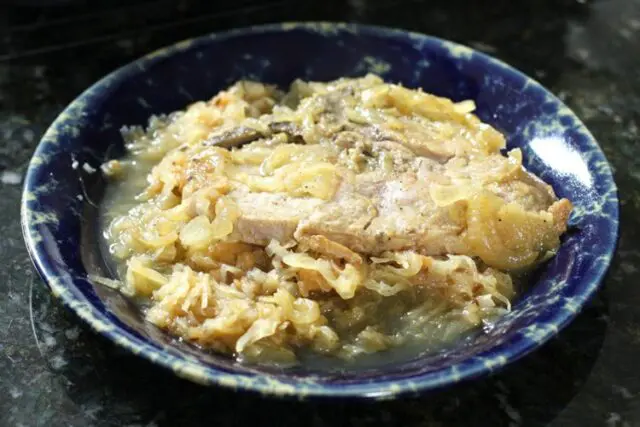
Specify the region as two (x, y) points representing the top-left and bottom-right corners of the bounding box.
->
(21, 22), (619, 399)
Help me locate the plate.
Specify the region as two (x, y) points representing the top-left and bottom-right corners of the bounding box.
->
(21, 22), (618, 399)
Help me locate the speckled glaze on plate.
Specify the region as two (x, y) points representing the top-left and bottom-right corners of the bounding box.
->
(21, 22), (618, 399)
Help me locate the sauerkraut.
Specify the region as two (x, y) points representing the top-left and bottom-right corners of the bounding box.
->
(101, 75), (571, 364)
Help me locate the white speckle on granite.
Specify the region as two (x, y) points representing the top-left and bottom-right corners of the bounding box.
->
(82, 163), (96, 173)
(43, 335), (57, 347)
(23, 129), (35, 142)
(1, 171), (22, 185)
(9, 291), (22, 304)
(612, 385), (634, 399)
(535, 69), (547, 79)
(348, 0), (366, 15)
(620, 262), (637, 274)
(65, 327), (80, 340)
(81, 403), (102, 420)
(39, 322), (55, 333)
(619, 28), (632, 39)
(33, 65), (46, 78)
(9, 387), (23, 399)
(606, 413), (621, 427)
(495, 392), (521, 425)
(71, 160), (79, 169)
(50, 354), (67, 370)
(576, 48), (590, 61)
(470, 41), (497, 53)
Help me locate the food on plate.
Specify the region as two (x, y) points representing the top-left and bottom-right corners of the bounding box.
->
(100, 74), (572, 363)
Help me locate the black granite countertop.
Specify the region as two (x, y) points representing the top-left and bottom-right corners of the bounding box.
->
(1, 0), (639, 426)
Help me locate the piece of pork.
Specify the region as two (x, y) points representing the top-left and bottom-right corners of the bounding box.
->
(204, 78), (571, 269)
(229, 190), (323, 244)
(226, 154), (571, 268)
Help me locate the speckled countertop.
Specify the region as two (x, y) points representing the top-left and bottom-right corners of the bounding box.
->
(0, 0), (639, 426)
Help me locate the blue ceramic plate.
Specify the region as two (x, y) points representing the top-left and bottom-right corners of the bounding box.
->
(21, 22), (618, 399)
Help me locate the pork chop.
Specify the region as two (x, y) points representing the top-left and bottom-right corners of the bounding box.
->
(227, 152), (569, 264)
(181, 75), (571, 269)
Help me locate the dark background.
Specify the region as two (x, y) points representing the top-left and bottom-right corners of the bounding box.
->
(1, 0), (640, 426)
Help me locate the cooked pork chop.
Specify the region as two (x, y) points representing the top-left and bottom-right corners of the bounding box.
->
(227, 153), (571, 267)
(220, 77), (571, 269)
(151, 74), (571, 270)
